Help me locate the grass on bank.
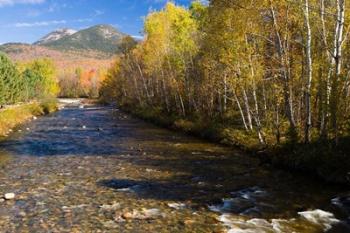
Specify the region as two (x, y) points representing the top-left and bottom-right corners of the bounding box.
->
(117, 104), (349, 185)
(0, 99), (58, 137)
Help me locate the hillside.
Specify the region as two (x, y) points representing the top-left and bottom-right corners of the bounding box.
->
(37, 25), (126, 55)
(0, 43), (113, 74)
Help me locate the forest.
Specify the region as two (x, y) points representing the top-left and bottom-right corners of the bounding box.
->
(58, 67), (107, 98)
(100, 0), (350, 183)
(0, 53), (58, 105)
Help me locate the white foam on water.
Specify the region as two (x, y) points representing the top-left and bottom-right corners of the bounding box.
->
(217, 209), (339, 233)
(298, 209), (340, 230)
(58, 99), (82, 104)
(270, 219), (297, 232)
(209, 198), (236, 213)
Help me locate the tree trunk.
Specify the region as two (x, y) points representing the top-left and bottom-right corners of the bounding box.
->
(270, 3), (297, 138)
(303, 0), (313, 143)
(330, 0), (345, 144)
(233, 91), (249, 131)
(242, 88), (253, 131)
(319, 0), (332, 138)
(223, 74), (228, 113)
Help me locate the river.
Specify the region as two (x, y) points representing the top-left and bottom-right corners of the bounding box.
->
(0, 100), (348, 232)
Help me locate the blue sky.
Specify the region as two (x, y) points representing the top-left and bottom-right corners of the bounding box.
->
(0, 0), (192, 44)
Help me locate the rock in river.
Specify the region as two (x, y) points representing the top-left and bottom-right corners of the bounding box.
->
(4, 193), (15, 200)
(119, 208), (164, 220)
(167, 202), (186, 210)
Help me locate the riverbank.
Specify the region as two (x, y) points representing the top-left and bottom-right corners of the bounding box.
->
(114, 104), (350, 185)
(0, 100), (58, 138)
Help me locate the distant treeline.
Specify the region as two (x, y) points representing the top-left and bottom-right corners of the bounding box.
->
(0, 52), (59, 105)
(58, 67), (106, 98)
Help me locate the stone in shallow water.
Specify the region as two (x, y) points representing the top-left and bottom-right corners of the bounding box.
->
(19, 211), (26, 217)
(167, 203), (186, 210)
(4, 193), (15, 200)
(120, 208), (164, 220)
(122, 212), (134, 219)
(100, 202), (121, 211)
(102, 220), (119, 228)
(184, 219), (195, 225)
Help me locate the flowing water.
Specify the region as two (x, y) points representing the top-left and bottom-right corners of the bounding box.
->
(0, 100), (348, 232)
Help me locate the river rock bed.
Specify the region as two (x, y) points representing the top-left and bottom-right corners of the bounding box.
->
(0, 102), (348, 232)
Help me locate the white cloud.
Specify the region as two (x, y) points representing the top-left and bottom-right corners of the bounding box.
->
(48, 2), (68, 13)
(92, 10), (104, 17)
(74, 18), (93, 23)
(14, 20), (66, 27)
(9, 18), (93, 28)
(0, 0), (45, 7)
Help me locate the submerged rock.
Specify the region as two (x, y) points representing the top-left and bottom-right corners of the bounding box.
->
(102, 220), (119, 228)
(100, 202), (121, 211)
(183, 219), (195, 225)
(115, 184), (143, 193)
(121, 212), (134, 219)
(119, 208), (164, 221)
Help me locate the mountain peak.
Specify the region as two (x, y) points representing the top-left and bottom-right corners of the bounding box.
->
(78, 24), (122, 39)
(33, 25), (130, 55)
(35, 28), (77, 45)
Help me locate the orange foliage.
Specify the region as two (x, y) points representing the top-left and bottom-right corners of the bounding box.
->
(3, 44), (113, 98)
